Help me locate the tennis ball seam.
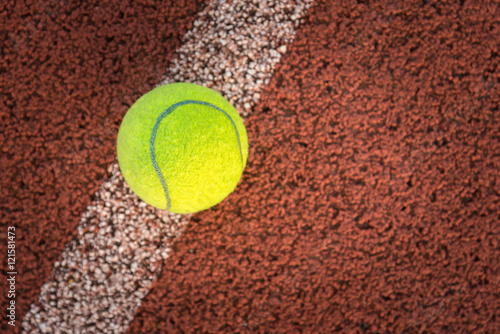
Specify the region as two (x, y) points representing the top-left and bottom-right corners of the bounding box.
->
(149, 100), (244, 211)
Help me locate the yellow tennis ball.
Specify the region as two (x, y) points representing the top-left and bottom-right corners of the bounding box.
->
(117, 82), (248, 214)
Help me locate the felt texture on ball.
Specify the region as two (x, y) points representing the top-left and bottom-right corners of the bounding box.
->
(117, 82), (248, 214)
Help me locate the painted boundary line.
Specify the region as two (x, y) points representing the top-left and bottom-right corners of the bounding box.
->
(21, 0), (314, 333)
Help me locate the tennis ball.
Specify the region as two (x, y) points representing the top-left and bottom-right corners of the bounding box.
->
(117, 82), (248, 214)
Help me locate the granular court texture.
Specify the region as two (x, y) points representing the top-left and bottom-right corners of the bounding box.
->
(129, 1), (499, 333)
(1, 0), (499, 333)
(0, 0), (207, 332)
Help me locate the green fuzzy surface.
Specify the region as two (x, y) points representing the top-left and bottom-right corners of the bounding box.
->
(117, 83), (248, 214)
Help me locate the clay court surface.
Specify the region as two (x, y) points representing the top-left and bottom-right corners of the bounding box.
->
(1, 0), (499, 333)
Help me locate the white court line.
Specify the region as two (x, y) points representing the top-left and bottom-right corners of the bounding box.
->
(22, 0), (314, 333)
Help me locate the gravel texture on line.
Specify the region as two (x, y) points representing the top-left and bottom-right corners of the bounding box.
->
(129, 1), (500, 333)
(0, 0), (206, 333)
(21, 164), (188, 333)
(1, 0), (499, 333)
(165, 0), (314, 115)
(18, 0), (314, 333)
